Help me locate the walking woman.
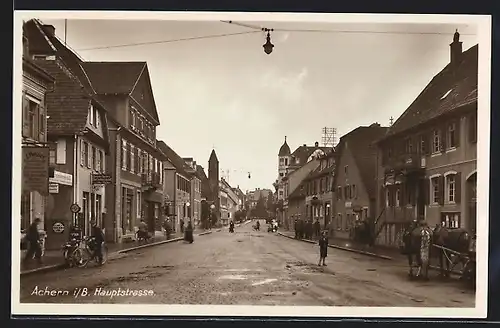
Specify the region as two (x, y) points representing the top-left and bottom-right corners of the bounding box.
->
(318, 230), (329, 266)
(184, 220), (194, 244)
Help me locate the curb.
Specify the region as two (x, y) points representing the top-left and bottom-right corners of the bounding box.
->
(21, 231), (214, 275)
(117, 237), (184, 254)
(277, 232), (393, 261)
(117, 230), (213, 254)
(20, 263), (66, 277)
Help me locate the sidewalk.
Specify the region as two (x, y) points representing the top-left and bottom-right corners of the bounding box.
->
(20, 228), (209, 276)
(278, 229), (462, 276)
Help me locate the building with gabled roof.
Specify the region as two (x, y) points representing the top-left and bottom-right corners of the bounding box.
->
(20, 34), (55, 254)
(375, 32), (478, 247)
(331, 123), (388, 240)
(157, 141), (194, 232)
(23, 20), (117, 247)
(275, 137), (331, 225)
(24, 18), (168, 243)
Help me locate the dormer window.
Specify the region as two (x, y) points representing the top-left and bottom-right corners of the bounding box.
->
(284, 158), (288, 166)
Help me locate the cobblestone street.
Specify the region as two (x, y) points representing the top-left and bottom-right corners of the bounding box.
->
(19, 222), (474, 306)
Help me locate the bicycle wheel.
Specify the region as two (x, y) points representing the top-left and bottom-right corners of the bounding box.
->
(74, 248), (91, 268)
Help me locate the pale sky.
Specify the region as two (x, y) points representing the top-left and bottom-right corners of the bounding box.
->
(38, 18), (477, 192)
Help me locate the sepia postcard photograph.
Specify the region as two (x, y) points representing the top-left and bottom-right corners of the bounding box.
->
(12, 11), (491, 318)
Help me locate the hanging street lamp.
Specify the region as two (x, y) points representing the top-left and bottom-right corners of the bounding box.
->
(262, 28), (274, 55)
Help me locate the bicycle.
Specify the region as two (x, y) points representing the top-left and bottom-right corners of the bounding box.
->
(72, 236), (108, 268)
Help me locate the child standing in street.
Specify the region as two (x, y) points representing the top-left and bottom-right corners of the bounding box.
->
(318, 230), (329, 266)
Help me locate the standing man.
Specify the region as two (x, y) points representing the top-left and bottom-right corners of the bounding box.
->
(314, 219), (321, 239)
(90, 220), (105, 265)
(24, 218), (42, 264)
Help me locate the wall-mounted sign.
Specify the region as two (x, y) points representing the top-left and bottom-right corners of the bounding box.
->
(22, 146), (49, 195)
(70, 203), (81, 213)
(49, 183), (59, 194)
(345, 201), (352, 208)
(52, 222), (65, 233)
(92, 173), (112, 185)
(49, 170), (73, 186)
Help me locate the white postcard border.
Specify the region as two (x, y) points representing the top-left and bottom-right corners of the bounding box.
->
(11, 11), (491, 318)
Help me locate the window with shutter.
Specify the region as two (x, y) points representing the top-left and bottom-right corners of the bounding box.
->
(131, 145), (135, 173)
(440, 125), (447, 152)
(84, 142), (89, 168)
(80, 140), (85, 166)
(38, 106), (45, 142)
(87, 144), (92, 169)
(455, 172), (462, 203)
(22, 91), (29, 137)
(438, 175), (445, 205)
(121, 140), (127, 170)
(91, 146), (97, 170)
(126, 143), (131, 171)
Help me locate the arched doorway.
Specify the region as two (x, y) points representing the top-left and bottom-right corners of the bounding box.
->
(466, 171), (477, 232)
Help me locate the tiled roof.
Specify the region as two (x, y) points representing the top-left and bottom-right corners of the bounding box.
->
(34, 59), (91, 135)
(289, 170), (315, 200)
(196, 165), (212, 200)
(25, 20), (96, 95)
(383, 44), (478, 139)
(336, 124), (389, 200)
(290, 145), (332, 167)
(156, 141), (191, 177)
(23, 56), (55, 83)
(79, 61), (146, 95)
(23, 20), (56, 56)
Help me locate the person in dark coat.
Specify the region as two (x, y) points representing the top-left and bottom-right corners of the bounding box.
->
(297, 219), (303, 239)
(24, 218), (42, 264)
(180, 220), (185, 233)
(318, 230), (329, 266)
(90, 220), (105, 264)
(313, 219), (321, 239)
(306, 220), (313, 240)
(294, 219), (299, 239)
(184, 220), (194, 243)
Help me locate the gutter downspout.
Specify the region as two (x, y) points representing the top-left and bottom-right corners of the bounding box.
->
(73, 134), (78, 226)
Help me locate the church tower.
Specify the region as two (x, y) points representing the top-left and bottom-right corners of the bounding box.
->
(278, 136), (291, 181)
(208, 149), (220, 220)
(277, 136), (291, 201)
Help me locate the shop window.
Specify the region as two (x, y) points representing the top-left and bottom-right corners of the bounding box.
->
(441, 212), (461, 229)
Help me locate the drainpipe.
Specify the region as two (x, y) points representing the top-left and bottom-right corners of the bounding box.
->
(108, 127), (122, 243)
(73, 134), (78, 226)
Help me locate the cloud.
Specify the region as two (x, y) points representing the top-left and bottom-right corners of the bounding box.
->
(260, 67), (309, 102)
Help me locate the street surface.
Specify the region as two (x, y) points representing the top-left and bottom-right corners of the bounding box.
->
(20, 222), (474, 306)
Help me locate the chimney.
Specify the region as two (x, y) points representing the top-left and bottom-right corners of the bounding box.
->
(315, 141), (319, 147)
(43, 24), (55, 36)
(303, 144), (306, 147)
(450, 29), (463, 65)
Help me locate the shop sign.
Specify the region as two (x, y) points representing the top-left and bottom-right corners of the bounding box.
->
(345, 201), (352, 208)
(49, 170), (73, 186)
(52, 221), (65, 233)
(92, 173), (112, 185)
(70, 203), (81, 213)
(22, 146), (49, 195)
(49, 183), (59, 194)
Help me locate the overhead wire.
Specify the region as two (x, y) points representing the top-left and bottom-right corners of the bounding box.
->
(75, 20), (476, 52)
(76, 30), (261, 51)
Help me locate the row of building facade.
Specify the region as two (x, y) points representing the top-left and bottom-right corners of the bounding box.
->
(20, 19), (245, 251)
(275, 31), (478, 247)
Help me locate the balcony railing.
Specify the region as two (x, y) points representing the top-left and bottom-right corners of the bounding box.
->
(385, 152), (424, 174)
(141, 172), (161, 189)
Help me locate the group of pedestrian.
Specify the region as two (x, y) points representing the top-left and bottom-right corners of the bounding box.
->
(294, 218), (322, 240)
